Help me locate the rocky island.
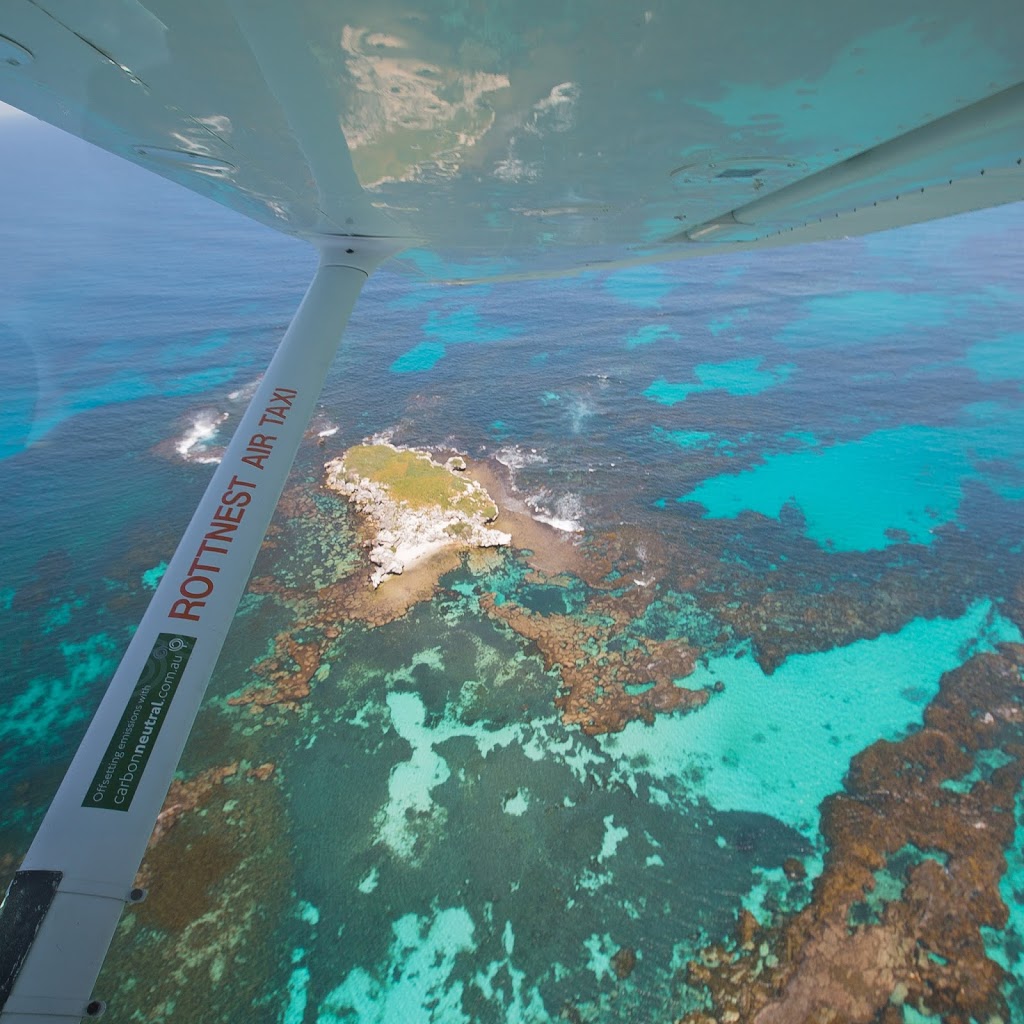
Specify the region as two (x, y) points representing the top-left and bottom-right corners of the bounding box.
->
(325, 443), (511, 588)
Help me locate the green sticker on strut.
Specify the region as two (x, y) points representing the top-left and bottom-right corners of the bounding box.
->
(82, 633), (196, 812)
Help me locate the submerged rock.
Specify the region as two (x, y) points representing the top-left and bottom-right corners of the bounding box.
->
(611, 946), (638, 979)
(325, 443), (510, 588)
(480, 591), (706, 735)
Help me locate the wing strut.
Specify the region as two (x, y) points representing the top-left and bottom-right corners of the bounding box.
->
(0, 235), (405, 1023)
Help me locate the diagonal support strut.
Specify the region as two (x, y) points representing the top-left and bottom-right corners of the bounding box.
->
(0, 234), (406, 1023)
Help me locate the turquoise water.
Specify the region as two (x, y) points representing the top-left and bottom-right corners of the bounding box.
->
(681, 425), (971, 551)
(605, 599), (1021, 835)
(2, 115), (1024, 1022)
(390, 306), (522, 373)
(968, 331), (1024, 384)
(644, 357), (794, 406)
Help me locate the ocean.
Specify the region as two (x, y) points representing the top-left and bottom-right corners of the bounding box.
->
(2, 113), (1024, 1023)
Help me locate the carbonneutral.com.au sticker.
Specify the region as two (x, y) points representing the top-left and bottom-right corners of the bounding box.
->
(83, 633), (196, 812)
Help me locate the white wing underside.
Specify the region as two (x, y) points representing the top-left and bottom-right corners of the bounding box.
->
(1, 0), (1023, 278)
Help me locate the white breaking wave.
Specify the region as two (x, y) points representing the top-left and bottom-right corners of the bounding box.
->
(494, 445), (547, 487)
(368, 427), (397, 446)
(175, 410), (228, 464)
(494, 447), (584, 531)
(167, 376), (262, 464)
(307, 412), (339, 440)
(528, 490), (584, 533)
(533, 512), (583, 533)
(226, 377), (261, 403)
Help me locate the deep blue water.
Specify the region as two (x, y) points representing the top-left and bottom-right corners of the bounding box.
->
(2, 112), (1024, 1022)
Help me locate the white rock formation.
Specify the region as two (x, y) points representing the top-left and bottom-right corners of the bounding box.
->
(325, 445), (510, 588)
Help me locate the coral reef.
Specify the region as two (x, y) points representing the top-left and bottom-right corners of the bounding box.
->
(101, 760), (291, 1022)
(464, 522), (721, 734)
(672, 506), (1022, 675)
(612, 947), (638, 979)
(679, 643), (1024, 1024)
(706, 570), (978, 676)
(226, 630), (320, 711)
(480, 591), (707, 735)
(140, 763), (239, 868)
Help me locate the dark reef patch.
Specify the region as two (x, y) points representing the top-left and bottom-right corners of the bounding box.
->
(99, 762), (292, 1023)
(680, 643), (1024, 1024)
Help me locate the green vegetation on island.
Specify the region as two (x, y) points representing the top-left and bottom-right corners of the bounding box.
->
(341, 444), (498, 520)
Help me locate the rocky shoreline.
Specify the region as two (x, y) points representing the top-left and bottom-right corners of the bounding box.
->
(325, 443), (511, 588)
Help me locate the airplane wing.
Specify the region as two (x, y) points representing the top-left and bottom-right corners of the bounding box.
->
(1, 2), (1023, 1020)
(0, 1), (1022, 278)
